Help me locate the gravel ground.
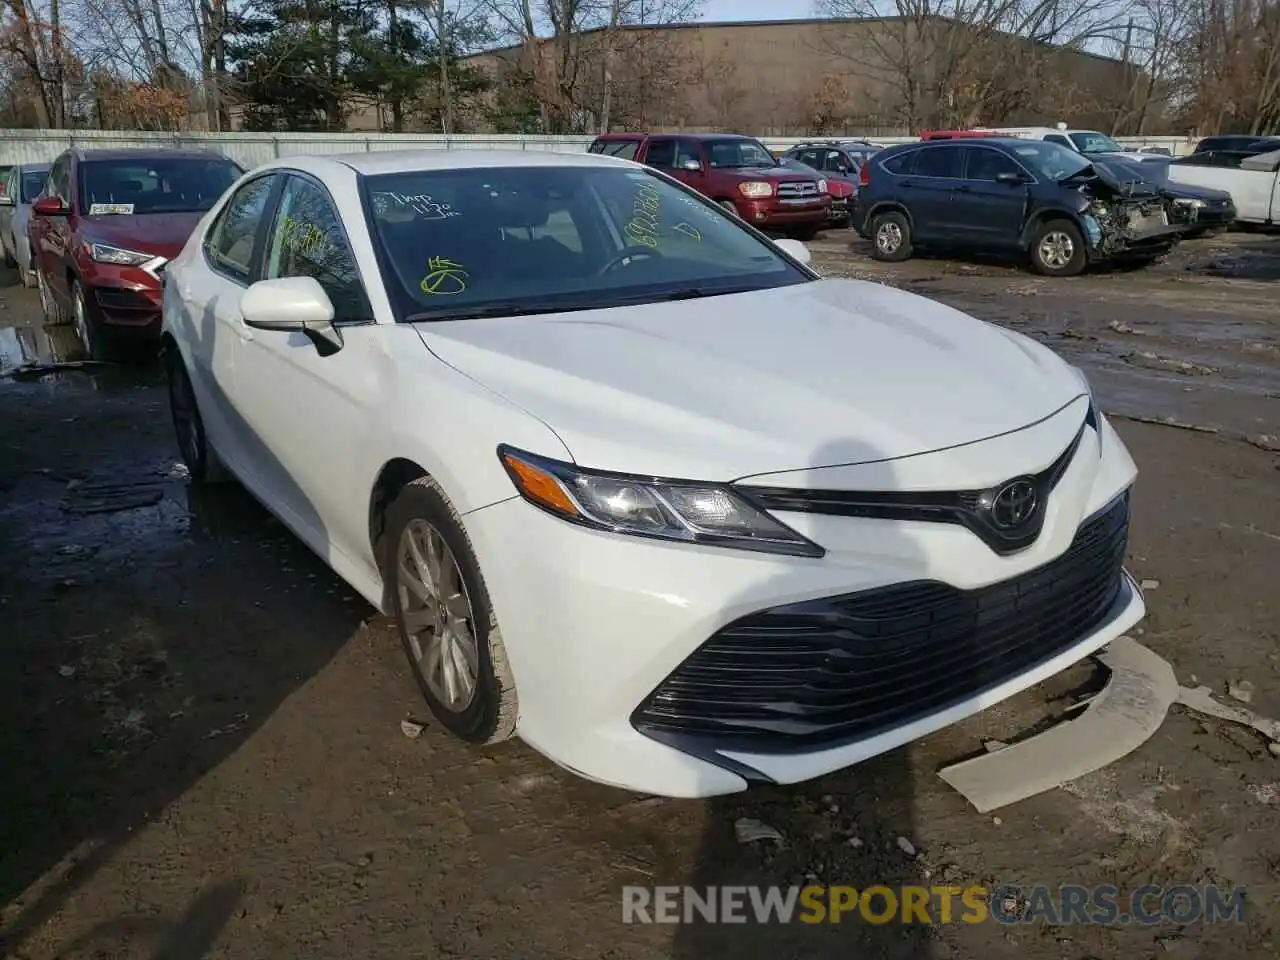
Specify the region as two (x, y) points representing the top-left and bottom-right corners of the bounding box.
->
(0, 233), (1277, 960)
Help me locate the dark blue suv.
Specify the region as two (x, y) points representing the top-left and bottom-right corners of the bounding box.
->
(853, 138), (1186, 276)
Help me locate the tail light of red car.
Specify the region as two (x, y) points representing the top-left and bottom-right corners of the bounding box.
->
(858, 164), (870, 187)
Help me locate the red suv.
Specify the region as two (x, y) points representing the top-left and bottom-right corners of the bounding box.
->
(588, 133), (831, 239)
(31, 148), (243, 358)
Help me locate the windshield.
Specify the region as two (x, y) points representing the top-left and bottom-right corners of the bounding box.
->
(1069, 131), (1124, 155)
(20, 170), (48, 203)
(1009, 141), (1093, 180)
(704, 138), (777, 169)
(363, 165), (810, 320)
(78, 156), (243, 215)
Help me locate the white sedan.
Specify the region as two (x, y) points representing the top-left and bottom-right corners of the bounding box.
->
(161, 149), (1146, 798)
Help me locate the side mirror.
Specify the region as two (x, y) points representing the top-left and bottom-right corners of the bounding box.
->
(239, 276), (343, 356)
(995, 171), (1026, 185)
(773, 237), (812, 265)
(32, 195), (66, 216)
(680, 158), (703, 172)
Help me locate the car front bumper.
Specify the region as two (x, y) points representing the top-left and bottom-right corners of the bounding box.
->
(463, 406), (1144, 798)
(735, 197), (831, 228)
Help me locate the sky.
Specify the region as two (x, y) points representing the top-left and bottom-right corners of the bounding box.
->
(697, 0), (817, 23)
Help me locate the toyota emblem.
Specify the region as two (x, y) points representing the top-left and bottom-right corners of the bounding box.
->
(990, 480), (1039, 529)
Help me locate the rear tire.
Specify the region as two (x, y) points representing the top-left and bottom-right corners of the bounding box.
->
(381, 476), (518, 745)
(165, 345), (231, 485)
(869, 210), (912, 262)
(1029, 219), (1087, 277)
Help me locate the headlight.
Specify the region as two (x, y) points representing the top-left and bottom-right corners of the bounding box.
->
(497, 446), (824, 558)
(738, 181), (774, 198)
(86, 242), (152, 266)
(817, 178), (828, 193)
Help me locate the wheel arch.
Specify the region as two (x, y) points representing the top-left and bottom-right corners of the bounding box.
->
(1021, 208), (1086, 250)
(368, 457), (432, 597)
(866, 201), (914, 229)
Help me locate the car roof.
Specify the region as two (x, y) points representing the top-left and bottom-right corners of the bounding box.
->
(594, 132), (759, 142)
(74, 148), (233, 162)
(262, 149), (638, 178)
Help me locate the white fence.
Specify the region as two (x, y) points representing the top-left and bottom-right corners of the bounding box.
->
(0, 128), (1197, 167)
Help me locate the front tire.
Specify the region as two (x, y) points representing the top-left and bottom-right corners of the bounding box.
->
(71, 280), (110, 360)
(165, 346), (230, 485)
(869, 210), (912, 262)
(1030, 219), (1087, 277)
(37, 267), (69, 325)
(382, 477), (518, 745)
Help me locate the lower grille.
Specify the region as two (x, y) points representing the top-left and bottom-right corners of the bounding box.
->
(94, 286), (159, 324)
(633, 493), (1130, 753)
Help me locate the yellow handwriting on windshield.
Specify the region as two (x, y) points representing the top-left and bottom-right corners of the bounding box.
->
(624, 184), (662, 248)
(421, 256), (469, 295)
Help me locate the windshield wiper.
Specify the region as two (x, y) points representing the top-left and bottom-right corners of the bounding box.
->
(404, 285), (765, 323)
(404, 301), (595, 323)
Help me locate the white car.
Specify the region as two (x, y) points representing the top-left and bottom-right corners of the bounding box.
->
(161, 150), (1146, 798)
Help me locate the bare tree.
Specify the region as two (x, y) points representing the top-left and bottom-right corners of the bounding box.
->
(810, 0), (1127, 130)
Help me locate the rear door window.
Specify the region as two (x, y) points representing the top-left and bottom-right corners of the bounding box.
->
(912, 146), (964, 178)
(881, 151), (918, 175)
(644, 139), (677, 168)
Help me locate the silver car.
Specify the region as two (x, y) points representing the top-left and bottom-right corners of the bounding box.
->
(0, 162), (51, 288)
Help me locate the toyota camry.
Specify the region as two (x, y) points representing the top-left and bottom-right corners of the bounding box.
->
(161, 150), (1146, 798)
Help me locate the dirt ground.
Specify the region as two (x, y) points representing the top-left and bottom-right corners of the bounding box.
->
(0, 232), (1277, 960)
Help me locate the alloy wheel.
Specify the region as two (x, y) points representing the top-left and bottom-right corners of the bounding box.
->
(36, 269), (53, 321)
(876, 221), (902, 254)
(397, 519), (480, 713)
(72, 285), (91, 356)
(1038, 231), (1074, 269)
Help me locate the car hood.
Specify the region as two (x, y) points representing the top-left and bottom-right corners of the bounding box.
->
(725, 166), (815, 182)
(415, 279), (1085, 481)
(79, 212), (206, 259)
(1163, 181), (1233, 202)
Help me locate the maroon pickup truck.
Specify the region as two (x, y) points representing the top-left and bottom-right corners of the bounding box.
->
(588, 132), (832, 240)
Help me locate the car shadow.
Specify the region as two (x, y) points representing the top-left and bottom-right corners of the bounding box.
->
(668, 437), (937, 959)
(0, 296), (370, 956)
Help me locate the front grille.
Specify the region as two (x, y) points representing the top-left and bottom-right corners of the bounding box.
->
(632, 493), (1130, 754)
(777, 181), (820, 199)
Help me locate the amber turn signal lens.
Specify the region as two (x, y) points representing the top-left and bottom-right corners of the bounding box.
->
(501, 452), (581, 517)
